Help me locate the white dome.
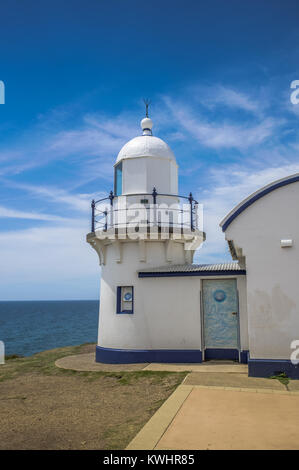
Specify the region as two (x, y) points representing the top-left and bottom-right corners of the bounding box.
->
(116, 135), (176, 164)
(116, 116), (176, 166)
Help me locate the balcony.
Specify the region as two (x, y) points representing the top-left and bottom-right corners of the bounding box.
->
(90, 188), (200, 234)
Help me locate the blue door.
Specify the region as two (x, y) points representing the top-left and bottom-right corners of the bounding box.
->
(202, 279), (239, 360)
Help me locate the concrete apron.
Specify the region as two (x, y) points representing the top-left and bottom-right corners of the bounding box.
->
(143, 362), (248, 373)
(127, 381), (299, 450)
(55, 353), (248, 373)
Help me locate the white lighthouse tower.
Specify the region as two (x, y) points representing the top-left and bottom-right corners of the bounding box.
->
(87, 110), (204, 363)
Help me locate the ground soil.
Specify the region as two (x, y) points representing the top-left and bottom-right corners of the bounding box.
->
(0, 344), (186, 449)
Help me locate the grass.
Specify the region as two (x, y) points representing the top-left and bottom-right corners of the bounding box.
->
(270, 372), (290, 388)
(0, 343), (187, 450)
(0, 343), (184, 385)
(0, 343), (87, 382)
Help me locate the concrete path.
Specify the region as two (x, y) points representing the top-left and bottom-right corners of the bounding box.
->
(55, 353), (147, 372)
(55, 353), (247, 373)
(143, 361), (247, 373)
(183, 372), (285, 389)
(127, 377), (299, 450)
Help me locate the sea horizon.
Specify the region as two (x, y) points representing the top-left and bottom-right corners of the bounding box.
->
(0, 299), (99, 302)
(0, 300), (99, 357)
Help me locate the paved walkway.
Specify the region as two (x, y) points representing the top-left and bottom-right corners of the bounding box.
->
(127, 375), (299, 450)
(55, 353), (147, 372)
(55, 352), (247, 373)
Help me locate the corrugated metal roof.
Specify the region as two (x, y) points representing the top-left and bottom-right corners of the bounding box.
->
(139, 262), (244, 273)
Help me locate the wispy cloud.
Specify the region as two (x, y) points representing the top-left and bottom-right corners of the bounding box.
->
(194, 84), (262, 114)
(0, 221), (99, 300)
(163, 95), (283, 150)
(0, 205), (68, 221)
(190, 118), (277, 150)
(0, 111), (136, 182)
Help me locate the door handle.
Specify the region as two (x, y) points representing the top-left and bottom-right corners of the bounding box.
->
(232, 311), (238, 315)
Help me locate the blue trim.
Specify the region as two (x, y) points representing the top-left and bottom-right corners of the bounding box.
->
(248, 357), (299, 379)
(116, 286), (134, 314)
(138, 270), (246, 278)
(116, 286), (121, 313)
(204, 348), (239, 360)
(96, 346), (202, 364)
(240, 350), (249, 364)
(222, 174), (299, 232)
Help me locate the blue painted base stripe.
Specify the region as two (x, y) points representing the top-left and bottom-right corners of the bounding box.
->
(96, 346), (202, 364)
(139, 270), (246, 278)
(204, 348), (239, 360)
(240, 350), (249, 364)
(248, 358), (299, 379)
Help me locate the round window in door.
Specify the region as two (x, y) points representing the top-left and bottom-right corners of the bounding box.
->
(213, 289), (226, 302)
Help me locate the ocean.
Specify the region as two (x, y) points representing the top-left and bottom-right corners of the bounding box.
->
(0, 300), (99, 357)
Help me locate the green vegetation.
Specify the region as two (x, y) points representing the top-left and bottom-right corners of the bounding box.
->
(0, 343), (186, 385)
(270, 372), (290, 388)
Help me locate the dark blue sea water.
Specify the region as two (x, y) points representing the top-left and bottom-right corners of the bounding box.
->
(0, 300), (99, 357)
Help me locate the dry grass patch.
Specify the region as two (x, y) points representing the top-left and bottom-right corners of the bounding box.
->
(0, 344), (186, 449)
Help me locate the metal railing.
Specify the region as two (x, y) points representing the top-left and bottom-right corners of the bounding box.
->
(90, 187), (199, 233)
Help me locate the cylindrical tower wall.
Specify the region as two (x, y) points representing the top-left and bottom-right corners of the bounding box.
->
(98, 240), (186, 350)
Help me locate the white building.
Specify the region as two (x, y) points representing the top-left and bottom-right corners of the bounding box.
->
(220, 174), (299, 378)
(87, 113), (299, 379)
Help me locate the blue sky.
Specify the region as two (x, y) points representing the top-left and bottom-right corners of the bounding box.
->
(0, 0), (299, 299)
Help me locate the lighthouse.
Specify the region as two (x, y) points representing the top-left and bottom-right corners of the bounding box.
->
(87, 110), (204, 363)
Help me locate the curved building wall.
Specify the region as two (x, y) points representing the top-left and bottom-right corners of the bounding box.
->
(224, 179), (299, 375)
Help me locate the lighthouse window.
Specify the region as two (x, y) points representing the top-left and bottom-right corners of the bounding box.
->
(116, 286), (134, 314)
(114, 162), (123, 196)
